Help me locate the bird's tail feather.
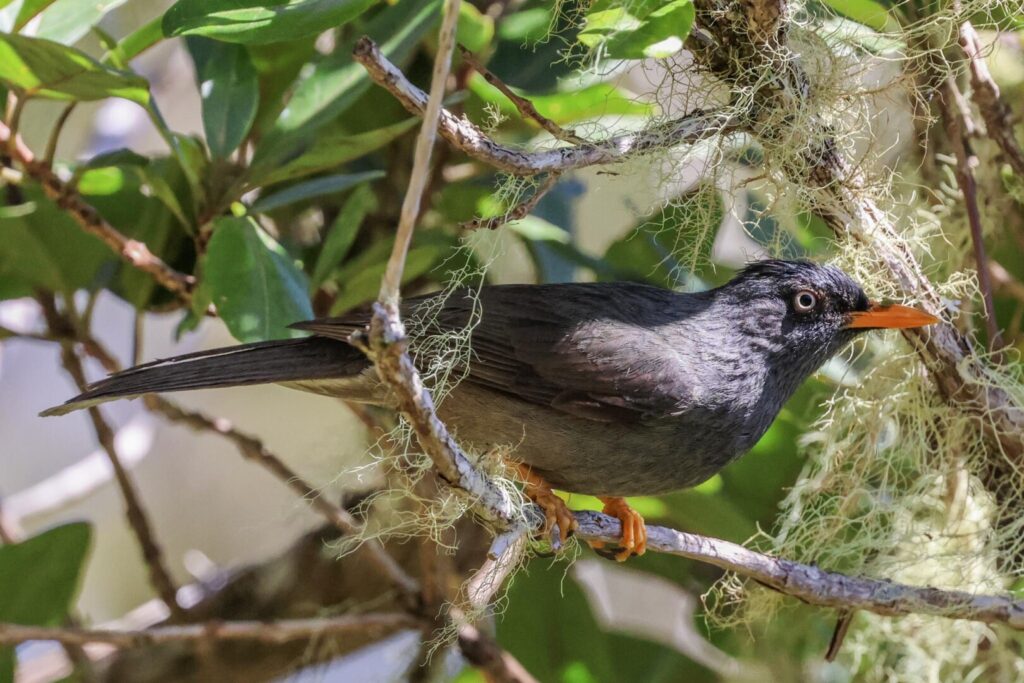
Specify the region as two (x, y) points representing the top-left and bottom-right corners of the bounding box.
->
(41, 336), (366, 416)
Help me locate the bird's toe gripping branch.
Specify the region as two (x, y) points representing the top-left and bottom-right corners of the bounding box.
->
(518, 465), (578, 547)
(594, 497), (647, 562)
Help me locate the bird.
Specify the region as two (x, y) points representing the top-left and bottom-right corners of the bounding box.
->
(43, 259), (939, 560)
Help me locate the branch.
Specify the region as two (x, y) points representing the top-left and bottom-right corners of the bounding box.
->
(463, 172), (560, 231)
(958, 20), (1024, 177)
(0, 613), (420, 648)
(37, 296), (183, 619)
(146, 396), (421, 597)
(61, 326), (420, 598)
(939, 76), (1004, 351)
(354, 0), (525, 532)
(574, 511), (1024, 629)
(458, 45), (584, 145)
(353, 38), (739, 176)
(0, 121), (194, 299)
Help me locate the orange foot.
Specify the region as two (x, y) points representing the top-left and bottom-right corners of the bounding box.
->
(518, 465), (578, 547)
(592, 497), (647, 562)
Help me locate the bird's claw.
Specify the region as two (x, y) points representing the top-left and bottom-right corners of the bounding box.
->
(590, 497), (646, 562)
(518, 464), (578, 549)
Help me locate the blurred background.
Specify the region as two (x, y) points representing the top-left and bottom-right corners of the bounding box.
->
(2, 0), (1024, 681)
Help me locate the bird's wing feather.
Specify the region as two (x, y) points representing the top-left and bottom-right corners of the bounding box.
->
(295, 283), (696, 423)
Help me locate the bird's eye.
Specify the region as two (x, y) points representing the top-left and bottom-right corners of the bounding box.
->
(793, 290), (818, 313)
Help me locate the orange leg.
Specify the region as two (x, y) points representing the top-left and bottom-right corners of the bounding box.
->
(518, 465), (578, 545)
(597, 496), (647, 562)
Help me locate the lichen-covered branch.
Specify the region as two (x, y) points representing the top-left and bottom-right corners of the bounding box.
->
(353, 38), (739, 176)
(575, 512), (1024, 628)
(0, 121), (194, 299)
(958, 19), (1024, 177)
(355, 0), (524, 531)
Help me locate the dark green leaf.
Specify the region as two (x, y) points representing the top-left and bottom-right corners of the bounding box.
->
(250, 118), (416, 186)
(163, 0), (377, 44)
(35, 0), (129, 46)
(253, 0), (439, 168)
(249, 170), (383, 214)
(202, 216), (313, 342)
(187, 37), (259, 158)
(0, 186), (114, 298)
(0, 523), (92, 683)
(311, 183), (376, 288)
(0, 33), (149, 103)
(579, 0), (694, 60)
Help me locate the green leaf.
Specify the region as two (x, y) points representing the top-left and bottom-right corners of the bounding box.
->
(0, 0), (54, 31)
(311, 183), (376, 289)
(187, 37), (259, 158)
(249, 170), (383, 214)
(202, 216), (313, 342)
(0, 523), (92, 683)
(579, 0), (694, 60)
(35, 0), (130, 47)
(467, 74), (652, 125)
(456, 2), (493, 53)
(163, 0), (377, 44)
(0, 33), (149, 103)
(497, 7), (551, 42)
(326, 231), (456, 314)
(0, 185), (114, 298)
(250, 117), (416, 186)
(253, 0), (439, 168)
(823, 0), (897, 32)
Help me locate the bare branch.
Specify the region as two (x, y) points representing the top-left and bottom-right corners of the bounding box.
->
(458, 45), (584, 145)
(38, 296), (183, 619)
(457, 621), (540, 683)
(0, 121), (195, 299)
(574, 511), (1024, 629)
(146, 396), (421, 597)
(0, 613), (420, 648)
(353, 38), (739, 176)
(958, 20), (1024, 177)
(939, 76), (1004, 351)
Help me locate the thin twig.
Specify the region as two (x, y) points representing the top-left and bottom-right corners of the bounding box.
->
(353, 38), (739, 176)
(0, 613), (421, 648)
(574, 511), (1024, 629)
(458, 45), (585, 144)
(939, 77), (1003, 351)
(958, 20), (1024, 177)
(146, 395), (420, 597)
(61, 328), (420, 598)
(38, 296), (184, 619)
(43, 103), (76, 167)
(0, 121), (194, 298)
(463, 172), (560, 230)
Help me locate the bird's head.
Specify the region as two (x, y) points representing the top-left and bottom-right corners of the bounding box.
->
(721, 259), (939, 379)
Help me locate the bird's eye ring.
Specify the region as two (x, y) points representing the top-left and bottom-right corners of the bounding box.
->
(794, 290), (818, 313)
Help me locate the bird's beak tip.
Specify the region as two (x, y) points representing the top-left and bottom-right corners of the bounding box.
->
(845, 302), (941, 330)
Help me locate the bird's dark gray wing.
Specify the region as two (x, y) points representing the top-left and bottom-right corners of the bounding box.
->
(294, 282), (698, 423)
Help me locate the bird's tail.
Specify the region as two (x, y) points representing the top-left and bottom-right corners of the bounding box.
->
(41, 336), (366, 416)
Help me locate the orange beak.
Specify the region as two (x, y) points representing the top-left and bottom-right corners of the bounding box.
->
(845, 301), (940, 330)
